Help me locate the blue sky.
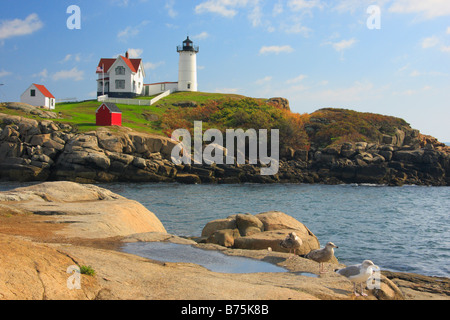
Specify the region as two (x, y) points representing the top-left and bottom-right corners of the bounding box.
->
(0, 0), (449, 141)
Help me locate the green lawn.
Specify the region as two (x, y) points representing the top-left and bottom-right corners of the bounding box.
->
(0, 92), (263, 136)
(53, 91), (248, 135)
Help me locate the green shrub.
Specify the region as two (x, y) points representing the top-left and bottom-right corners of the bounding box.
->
(80, 265), (96, 276)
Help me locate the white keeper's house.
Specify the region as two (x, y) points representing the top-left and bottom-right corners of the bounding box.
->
(20, 83), (56, 109)
(96, 37), (199, 99)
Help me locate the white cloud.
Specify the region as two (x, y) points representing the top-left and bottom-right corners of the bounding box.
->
(111, 0), (130, 6)
(192, 31), (210, 40)
(52, 67), (84, 81)
(60, 53), (81, 63)
(441, 45), (450, 53)
(421, 36), (439, 48)
(287, 0), (323, 11)
(259, 45), (294, 55)
(118, 26), (139, 39)
(273, 1), (283, 15)
(248, 3), (263, 27)
(195, 0), (265, 28)
(409, 69), (448, 77)
(144, 61), (165, 70)
(332, 0), (390, 14)
(0, 13), (43, 40)
(447, 27), (450, 34)
(389, 0), (450, 19)
(311, 81), (374, 102)
(195, 0), (244, 18)
(32, 69), (48, 79)
(195, 0), (275, 32)
(286, 74), (307, 84)
(127, 48), (143, 58)
(117, 21), (149, 41)
(255, 76), (272, 85)
(165, 0), (178, 18)
(280, 21), (312, 36)
(328, 38), (357, 52)
(0, 69), (12, 78)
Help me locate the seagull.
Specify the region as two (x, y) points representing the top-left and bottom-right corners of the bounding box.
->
(335, 260), (376, 297)
(279, 232), (302, 259)
(303, 242), (338, 274)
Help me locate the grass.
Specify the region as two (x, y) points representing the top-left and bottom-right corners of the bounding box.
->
(1, 92), (414, 149)
(80, 265), (96, 276)
(1, 92), (257, 136)
(52, 92), (250, 135)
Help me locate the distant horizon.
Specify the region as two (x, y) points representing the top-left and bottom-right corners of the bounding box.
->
(0, 1), (449, 141)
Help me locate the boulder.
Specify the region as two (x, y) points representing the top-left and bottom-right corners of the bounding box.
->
(202, 211), (320, 255)
(340, 143), (356, 158)
(175, 173), (201, 184)
(0, 181), (167, 239)
(201, 217), (237, 238)
(393, 150), (424, 163)
(266, 97), (290, 111)
(294, 149), (308, 161)
(29, 134), (51, 146)
(207, 229), (240, 247)
(235, 213), (264, 236)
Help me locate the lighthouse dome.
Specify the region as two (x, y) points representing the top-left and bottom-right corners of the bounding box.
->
(177, 36), (199, 53)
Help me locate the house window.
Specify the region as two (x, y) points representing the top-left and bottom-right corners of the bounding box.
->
(161, 83), (165, 91)
(115, 80), (125, 89)
(115, 66), (126, 75)
(187, 83), (191, 89)
(30, 89), (36, 97)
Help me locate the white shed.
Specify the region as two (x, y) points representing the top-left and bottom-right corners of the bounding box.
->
(20, 84), (56, 110)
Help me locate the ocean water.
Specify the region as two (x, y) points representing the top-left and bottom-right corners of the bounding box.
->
(1, 182), (449, 277)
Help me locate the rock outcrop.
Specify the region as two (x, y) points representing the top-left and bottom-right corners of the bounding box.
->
(0, 181), (166, 239)
(201, 211), (322, 257)
(0, 182), (444, 300)
(0, 112), (448, 186)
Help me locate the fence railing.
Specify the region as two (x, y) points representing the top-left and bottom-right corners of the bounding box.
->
(97, 90), (173, 106)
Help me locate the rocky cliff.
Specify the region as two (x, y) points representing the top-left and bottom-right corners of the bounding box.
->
(0, 112), (449, 186)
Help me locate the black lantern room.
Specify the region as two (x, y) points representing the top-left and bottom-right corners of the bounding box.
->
(177, 36), (199, 53)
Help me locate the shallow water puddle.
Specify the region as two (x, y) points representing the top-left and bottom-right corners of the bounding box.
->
(121, 242), (288, 274)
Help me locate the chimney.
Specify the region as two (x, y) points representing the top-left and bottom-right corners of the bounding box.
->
(125, 51), (129, 59)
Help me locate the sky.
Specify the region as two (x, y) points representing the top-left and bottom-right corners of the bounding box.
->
(0, 0), (449, 141)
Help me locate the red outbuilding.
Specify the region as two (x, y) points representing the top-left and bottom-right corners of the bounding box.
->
(96, 103), (122, 126)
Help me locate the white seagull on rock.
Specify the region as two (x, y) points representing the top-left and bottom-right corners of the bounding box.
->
(335, 260), (376, 297)
(279, 232), (302, 259)
(304, 242), (338, 274)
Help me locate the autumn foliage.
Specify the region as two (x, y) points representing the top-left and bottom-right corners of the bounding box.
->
(161, 98), (411, 151)
(162, 97), (311, 150)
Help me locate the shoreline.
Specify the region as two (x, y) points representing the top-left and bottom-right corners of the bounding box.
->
(0, 181), (448, 300)
(0, 180), (448, 279)
(0, 113), (449, 187)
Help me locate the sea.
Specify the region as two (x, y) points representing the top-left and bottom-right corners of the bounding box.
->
(1, 181), (449, 278)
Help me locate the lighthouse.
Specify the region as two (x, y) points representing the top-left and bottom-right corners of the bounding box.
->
(177, 36), (199, 92)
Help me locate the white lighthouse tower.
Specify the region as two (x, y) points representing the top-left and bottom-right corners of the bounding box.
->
(177, 36), (199, 92)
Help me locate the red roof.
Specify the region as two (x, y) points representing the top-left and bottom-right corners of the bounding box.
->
(96, 56), (141, 74)
(33, 84), (55, 99)
(96, 58), (116, 74)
